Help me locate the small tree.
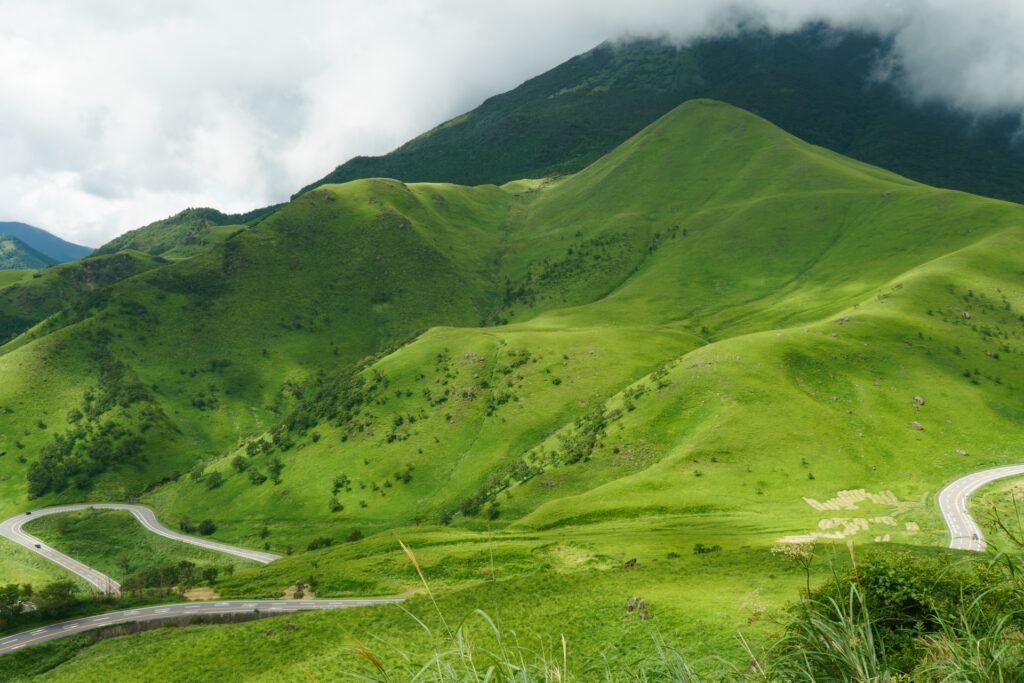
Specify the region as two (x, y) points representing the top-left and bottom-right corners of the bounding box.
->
(36, 580), (78, 617)
(197, 519), (216, 535)
(248, 468), (267, 486)
(0, 584), (23, 626)
(202, 567), (219, 585)
(267, 457), (284, 484)
(206, 471), (224, 489)
(307, 537), (333, 551)
(231, 455), (248, 472)
(329, 497), (343, 512)
(332, 473), (351, 494)
(178, 561), (197, 587)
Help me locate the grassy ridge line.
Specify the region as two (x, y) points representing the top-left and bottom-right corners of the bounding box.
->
(298, 30), (1024, 206)
(5, 101), (1024, 677)
(91, 205), (282, 258)
(0, 222), (91, 264)
(0, 250), (165, 347)
(0, 179), (521, 520)
(3, 100), (1024, 526)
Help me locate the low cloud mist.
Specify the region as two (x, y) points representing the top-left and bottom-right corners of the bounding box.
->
(1, 0), (1021, 245)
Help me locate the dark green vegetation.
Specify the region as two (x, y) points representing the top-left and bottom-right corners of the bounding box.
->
(300, 27), (1024, 206)
(0, 236), (57, 270)
(0, 251), (165, 344)
(92, 205), (282, 259)
(27, 509), (256, 594)
(0, 222), (90, 264)
(5, 99), (1024, 677)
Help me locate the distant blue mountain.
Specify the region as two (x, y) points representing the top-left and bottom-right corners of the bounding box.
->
(0, 235), (59, 269)
(0, 222), (91, 263)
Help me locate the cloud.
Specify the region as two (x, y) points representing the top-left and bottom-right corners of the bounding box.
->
(0, 0), (1021, 246)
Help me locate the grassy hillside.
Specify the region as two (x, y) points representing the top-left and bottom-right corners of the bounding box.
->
(299, 27), (1024, 207)
(92, 205), (282, 259)
(5, 100), (1024, 676)
(26, 509), (259, 585)
(0, 236), (57, 270)
(0, 251), (165, 345)
(0, 222), (90, 263)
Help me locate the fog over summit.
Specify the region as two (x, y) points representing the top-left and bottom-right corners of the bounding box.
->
(1, 0), (1021, 246)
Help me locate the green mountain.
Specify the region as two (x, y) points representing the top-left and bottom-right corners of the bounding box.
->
(0, 222), (91, 263)
(0, 251), (166, 345)
(0, 235), (58, 270)
(298, 27), (1024, 205)
(92, 205), (282, 259)
(5, 101), (1024, 676)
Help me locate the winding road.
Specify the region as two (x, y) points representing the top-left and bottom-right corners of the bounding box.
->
(0, 504), (280, 594)
(5, 465), (1019, 656)
(0, 598), (403, 655)
(938, 464), (1024, 552)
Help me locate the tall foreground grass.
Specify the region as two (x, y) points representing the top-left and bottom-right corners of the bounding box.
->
(336, 541), (1024, 681)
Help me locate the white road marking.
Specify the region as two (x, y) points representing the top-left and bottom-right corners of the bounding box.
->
(0, 504), (281, 595)
(939, 464), (1024, 551)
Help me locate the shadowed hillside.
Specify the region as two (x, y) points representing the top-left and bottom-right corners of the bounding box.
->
(6, 100), (1024, 677)
(299, 27), (1024, 206)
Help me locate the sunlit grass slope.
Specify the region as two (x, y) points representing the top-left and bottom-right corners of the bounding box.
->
(5, 99), (1024, 677)
(0, 250), (164, 345)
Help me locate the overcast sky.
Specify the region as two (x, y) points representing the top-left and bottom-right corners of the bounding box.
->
(2, 1), (1024, 247)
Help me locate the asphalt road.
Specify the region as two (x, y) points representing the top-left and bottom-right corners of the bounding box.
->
(938, 464), (1024, 551)
(0, 598), (403, 656)
(0, 504), (280, 594)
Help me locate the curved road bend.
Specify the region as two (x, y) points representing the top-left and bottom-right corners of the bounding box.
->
(0, 504), (281, 594)
(939, 464), (1024, 552)
(0, 598), (403, 656)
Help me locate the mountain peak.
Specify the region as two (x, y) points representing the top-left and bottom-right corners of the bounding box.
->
(0, 221), (90, 264)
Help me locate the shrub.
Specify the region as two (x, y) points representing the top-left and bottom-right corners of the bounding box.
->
(693, 543), (722, 554)
(307, 537), (333, 551)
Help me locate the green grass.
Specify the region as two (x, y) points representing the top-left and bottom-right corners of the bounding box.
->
(0, 539), (82, 589)
(300, 29), (1024, 208)
(0, 237), (56, 270)
(0, 270), (32, 289)
(4, 99), (1024, 677)
(13, 544), (808, 681)
(92, 205), (281, 257)
(0, 250), (165, 344)
(0, 635), (92, 682)
(25, 509), (259, 583)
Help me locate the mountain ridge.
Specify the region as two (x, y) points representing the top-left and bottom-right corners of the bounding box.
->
(4, 98), (1024, 677)
(296, 27), (1024, 206)
(0, 234), (59, 270)
(0, 222), (90, 264)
